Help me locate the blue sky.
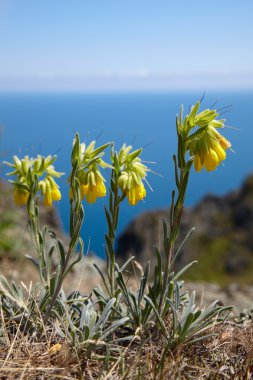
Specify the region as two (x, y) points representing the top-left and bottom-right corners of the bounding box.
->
(1, 0), (253, 91)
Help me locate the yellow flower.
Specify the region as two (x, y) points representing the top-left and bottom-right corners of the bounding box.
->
(193, 154), (203, 172)
(80, 184), (89, 199)
(43, 187), (52, 207)
(127, 183), (146, 206)
(42, 179), (61, 207)
(193, 144), (227, 172)
(204, 148), (220, 171)
(6, 154), (64, 207)
(52, 186), (61, 201)
(86, 178), (106, 204)
(69, 137), (110, 204)
(69, 180), (105, 203)
(191, 126), (231, 172)
(118, 171), (147, 206)
(117, 148), (149, 206)
(14, 187), (29, 206)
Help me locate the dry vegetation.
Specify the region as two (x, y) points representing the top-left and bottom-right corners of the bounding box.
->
(0, 316), (253, 379)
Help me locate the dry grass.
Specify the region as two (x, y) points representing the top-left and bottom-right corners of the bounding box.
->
(0, 318), (253, 380)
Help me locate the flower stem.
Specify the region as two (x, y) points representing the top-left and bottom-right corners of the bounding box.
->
(158, 133), (192, 314)
(27, 194), (48, 286)
(106, 169), (120, 297)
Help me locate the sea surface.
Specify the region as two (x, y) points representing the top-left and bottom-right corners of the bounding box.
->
(0, 91), (252, 257)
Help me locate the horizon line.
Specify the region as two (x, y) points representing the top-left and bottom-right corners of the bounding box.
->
(1, 72), (253, 92)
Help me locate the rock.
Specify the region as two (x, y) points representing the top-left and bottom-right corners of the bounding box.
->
(117, 174), (253, 285)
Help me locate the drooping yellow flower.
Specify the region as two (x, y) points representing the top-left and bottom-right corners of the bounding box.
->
(5, 154), (64, 207)
(86, 177), (106, 204)
(69, 179), (106, 204)
(118, 170), (147, 206)
(204, 148), (220, 171)
(127, 183), (146, 206)
(193, 154), (203, 172)
(190, 126), (231, 172)
(69, 137), (110, 204)
(43, 191), (52, 206)
(117, 145), (149, 206)
(41, 178), (62, 207)
(80, 183), (89, 199)
(14, 187), (29, 206)
(72, 169), (107, 204)
(52, 186), (61, 202)
(193, 144), (227, 172)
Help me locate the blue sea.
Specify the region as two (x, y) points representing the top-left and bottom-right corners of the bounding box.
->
(0, 91), (252, 257)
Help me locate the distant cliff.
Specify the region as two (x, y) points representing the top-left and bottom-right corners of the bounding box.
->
(117, 174), (253, 285)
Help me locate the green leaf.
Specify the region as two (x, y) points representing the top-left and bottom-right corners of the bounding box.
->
(90, 142), (111, 159)
(63, 252), (83, 279)
(125, 148), (142, 162)
(162, 218), (169, 254)
(180, 312), (194, 340)
(94, 298), (116, 330)
(104, 206), (114, 239)
(171, 227), (195, 267)
(188, 101), (200, 127)
(57, 239), (66, 266)
(173, 261), (197, 282)
(170, 189), (176, 228)
(101, 317), (129, 340)
(144, 296), (168, 338)
(138, 262), (150, 308)
(105, 234), (115, 267)
(25, 255), (39, 269)
(93, 263), (110, 294)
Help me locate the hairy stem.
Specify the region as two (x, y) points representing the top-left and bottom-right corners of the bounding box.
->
(106, 169), (120, 297)
(159, 146), (192, 314)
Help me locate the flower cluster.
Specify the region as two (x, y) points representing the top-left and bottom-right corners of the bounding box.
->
(117, 144), (149, 206)
(78, 166), (107, 204)
(190, 126), (231, 172)
(181, 102), (232, 172)
(5, 155), (64, 206)
(70, 138), (110, 204)
(70, 137), (150, 207)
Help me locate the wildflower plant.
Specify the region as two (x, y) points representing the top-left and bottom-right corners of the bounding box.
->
(1, 99), (234, 355)
(43, 135), (111, 322)
(141, 101), (233, 344)
(5, 154), (63, 206)
(70, 137), (110, 204)
(187, 105), (231, 172)
(4, 154), (64, 291)
(106, 101), (232, 340)
(94, 143), (150, 303)
(53, 292), (129, 349)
